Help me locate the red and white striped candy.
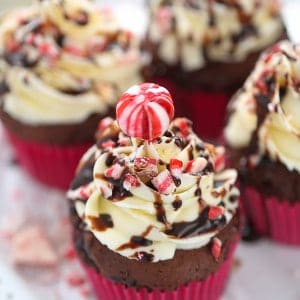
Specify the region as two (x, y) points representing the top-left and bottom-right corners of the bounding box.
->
(211, 237), (222, 261)
(169, 158), (183, 177)
(185, 157), (207, 175)
(123, 174), (140, 190)
(116, 83), (174, 141)
(152, 169), (175, 195)
(104, 163), (125, 180)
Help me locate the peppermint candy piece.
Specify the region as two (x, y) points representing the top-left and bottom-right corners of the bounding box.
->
(152, 169), (176, 195)
(116, 83), (174, 141)
(211, 237), (222, 261)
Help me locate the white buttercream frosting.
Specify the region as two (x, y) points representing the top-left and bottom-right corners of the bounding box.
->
(0, 0), (141, 125)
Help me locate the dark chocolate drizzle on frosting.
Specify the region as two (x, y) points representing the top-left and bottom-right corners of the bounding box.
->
(165, 207), (226, 238)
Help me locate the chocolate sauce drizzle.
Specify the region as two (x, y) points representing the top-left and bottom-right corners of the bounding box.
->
(153, 192), (168, 225)
(89, 214), (114, 231)
(165, 207), (226, 238)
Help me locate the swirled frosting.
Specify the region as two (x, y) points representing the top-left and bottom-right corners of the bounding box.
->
(68, 117), (239, 262)
(225, 40), (300, 173)
(147, 0), (284, 71)
(0, 0), (141, 125)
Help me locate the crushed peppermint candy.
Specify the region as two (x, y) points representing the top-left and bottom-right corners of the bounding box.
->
(211, 237), (222, 261)
(11, 226), (58, 267)
(98, 117), (114, 132)
(208, 206), (225, 220)
(104, 163), (125, 180)
(169, 158), (183, 177)
(124, 173), (140, 190)
(152, 169), (176, 195)
(185, 157), (207, 175)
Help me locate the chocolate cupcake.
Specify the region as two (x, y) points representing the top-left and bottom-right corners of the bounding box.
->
(225, 40), (300, 245)
(0, 0), (142, 189)
(68, 83), (240, 300)
(143, 0), (285, 138)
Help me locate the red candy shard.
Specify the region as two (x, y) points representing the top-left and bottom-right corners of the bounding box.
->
(134, 157), (158, 178)
(66, 274), (85, 287)
(11, 226), (58, 267)
(104, 163), (125, 180)
(208, 206), (225, 220)
(185, 157), (207, 175)
(134, 157), (157, 169)
(98, 117), (114, 132)
(116, 83), (174, 141)
(64, 244), (77, 260)
(124, 173), (140, 190)
(101, 140), (116, 149)
(172, 118), (192, 138)
(78, 184), (93, 200)
(152, 170), (176, 195)
(211, 237), (222, 261)
(169, 158), (183, 177)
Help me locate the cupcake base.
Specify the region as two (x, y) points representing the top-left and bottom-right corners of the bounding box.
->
(4, 129), (92, 190)
(244, 187), (300, 245)
(80, 237), (239, 300)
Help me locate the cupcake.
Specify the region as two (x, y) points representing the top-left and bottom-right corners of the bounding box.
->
(0, 0), (141, 189)
(225, 40), (300, 245)
(143, 0), (285, 139)
(68, 83), (240, 300)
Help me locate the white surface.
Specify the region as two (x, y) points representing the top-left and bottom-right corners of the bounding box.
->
(1, 1), (300, 300)
(0, 261), (34, 300)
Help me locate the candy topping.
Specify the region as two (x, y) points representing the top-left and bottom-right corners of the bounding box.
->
(211, 237), (222, 261)
(116, 83), (174, 141)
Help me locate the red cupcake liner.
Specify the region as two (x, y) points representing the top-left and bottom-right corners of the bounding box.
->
(4, 129), (92, 190)
(176, 88), (230, 140)
(82, 237), (239, 300)
(148, 78), (230, 140)
(244, 187), (300, 245)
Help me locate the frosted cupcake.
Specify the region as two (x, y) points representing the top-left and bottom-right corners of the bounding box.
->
(0, 0), (141, 189)
(68, 83), (240, 300)
(143, 0), (285, 138)
(225, 40), (300, 245)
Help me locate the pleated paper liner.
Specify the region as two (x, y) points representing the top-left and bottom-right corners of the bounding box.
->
(4, 129), (92, 190)
(81, 237), (240, 300)
(244, 187), (300, 245)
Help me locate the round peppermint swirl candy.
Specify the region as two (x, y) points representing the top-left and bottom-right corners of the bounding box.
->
(116, 83), (174, 141)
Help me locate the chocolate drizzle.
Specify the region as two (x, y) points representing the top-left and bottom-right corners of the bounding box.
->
(89, 214), (114, 231)
(165, 207), (226, 238)
(117, 236), (153, 251)
(153, 192), (168, 225)
(99, 166), (133, 201)
(172, 197), (182, 211)
(0, 81), (9, 95)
